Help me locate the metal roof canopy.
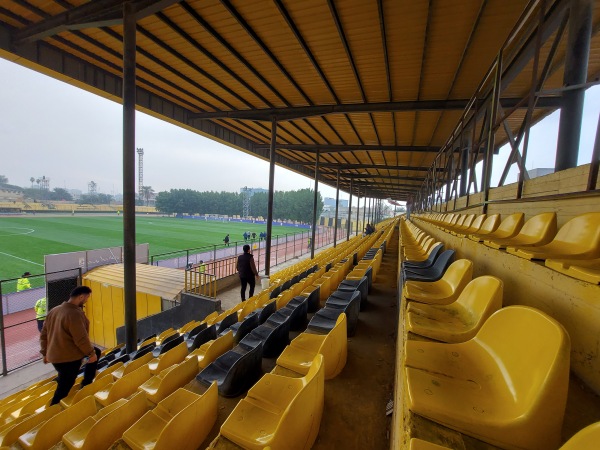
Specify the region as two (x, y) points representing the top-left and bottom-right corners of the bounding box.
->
(2, 0), (598, 200)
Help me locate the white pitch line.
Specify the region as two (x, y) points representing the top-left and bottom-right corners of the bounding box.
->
(0, 251), (44, 266)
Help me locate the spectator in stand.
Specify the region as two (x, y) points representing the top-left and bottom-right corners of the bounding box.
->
(34, 297), (47, 332)
(40, 286), (100, 405)
(236, 244), (259, 301)
(17, 272), (32, 291)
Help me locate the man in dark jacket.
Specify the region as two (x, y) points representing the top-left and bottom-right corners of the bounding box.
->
(40, 285), (100, 405)
(236, 244), (259, 301)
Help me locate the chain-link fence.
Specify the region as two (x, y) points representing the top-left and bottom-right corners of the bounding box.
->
(0, 268), (81, 375)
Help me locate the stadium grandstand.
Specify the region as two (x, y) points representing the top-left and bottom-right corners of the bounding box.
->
(1, 1), (600, 449)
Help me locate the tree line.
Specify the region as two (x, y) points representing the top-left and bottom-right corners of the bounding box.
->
(155, 188), (323, 223)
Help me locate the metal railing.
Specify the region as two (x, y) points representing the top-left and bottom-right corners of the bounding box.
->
(184, 268), (217, 298)
(0, 268), (82, 375)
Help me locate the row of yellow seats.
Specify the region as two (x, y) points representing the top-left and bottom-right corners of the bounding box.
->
(400, 218), (574, 450)
(415, 211), (600, 284)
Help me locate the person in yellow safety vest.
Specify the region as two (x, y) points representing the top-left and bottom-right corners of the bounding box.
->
(199, 260), (206, 283)
(17, 272), (32, 291)
(35, 297), (47, 332)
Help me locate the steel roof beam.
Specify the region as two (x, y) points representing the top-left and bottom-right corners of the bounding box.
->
(295, 163), (433, 172)
(253, 144), (440, 153)
(13, 0), (182, 44)
(188, 97), (561, 121)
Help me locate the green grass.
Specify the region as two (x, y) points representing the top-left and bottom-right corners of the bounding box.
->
(0, 215), (305, 281)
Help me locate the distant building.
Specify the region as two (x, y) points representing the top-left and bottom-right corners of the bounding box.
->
(527, 168), (554, 179)
(68, 189), (83, 200)
(0, 183), (24, 202)
(323, 197), (349, 208)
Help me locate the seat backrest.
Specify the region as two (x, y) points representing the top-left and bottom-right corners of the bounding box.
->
(465, 214), (487, 233)
(477, 214), (501, 234)
(474, 306), (570, 410)
(494, 213), (524, 235)
(460, 214), (475, 229)
(553, 212), (600, 249)
(455, 276), (503, 321)
(203, 331), (234, 368)
(443, 259), (473, 292)
(518, 212), (557, 242)
(560, 421), (600, 450)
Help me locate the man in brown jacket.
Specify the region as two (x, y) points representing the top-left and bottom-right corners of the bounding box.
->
(40, 285), (100, 405)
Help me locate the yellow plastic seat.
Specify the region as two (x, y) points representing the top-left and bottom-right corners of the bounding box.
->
(113, 351), (154, 379)
(409, 438), (452, 450)
(59, 374), (113, 409)
(0, 383), (54, 420)
(186, 330), (234, 370)
(178, 320), (200, 334)
(62, 391), (148, 450)
(94, 364), (152, 407)
(12, 390), (54, 419)
(138, 336), (157, 349)
(456, 214), (486, 236)
(221, 354), (325, 450)
(559, 421), (600, 449)
(477, 212), (523, 241)
(276, 314), (347, 380)
(18, 395), (97, 450)
(122, 384), (218, 450)
(95, 362), (124, 381)
(312, 276), (331, 303)
(545, 258), (600, 284)
(484, 212), (557, 249)
(0, 405), (61, 447)
(403, 260), (473, 305)
(275, 290), (294, 310)
(156, 328), (175, 343)
(407, 276), (503, 343)
(468, 214), (501, 241)
(148, 341), (188, 375)
(139, 356), (199, 404)
(203, 311), (219, 325)
(405, 306), (570, 450)
(450, 214), (475, 235)
(507, 212), (600, 260)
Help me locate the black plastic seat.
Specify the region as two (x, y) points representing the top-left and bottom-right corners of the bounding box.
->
(132, 342), (156, 360)
(196, 338), (263, 397)
(184, 322), (207, 340)
(137, 334), (156, 345)
(226, 311), (260, 343)
(360, 266), (373, 290)
(216, 311), (239, 334)
(249, 314), (291, 358)
(96, 359), (108, 370)
(402, 243), (443, 270)
(402, 249), (455, 283)
(325, 291), (361, 336)
(307, 308), (344, 335)
(282, 279), (292, 292)
(186, 324), (217, 352)
(160, 332), (181, 347)
(303, 286), (321, 313)
(337, 277), (369, 310)
(257, 301), (276, 324)
(269, 285), (282, 299)
(283, 296), (308, 331)
(152, 334), (184, 357)
(108, 353), (130, 367)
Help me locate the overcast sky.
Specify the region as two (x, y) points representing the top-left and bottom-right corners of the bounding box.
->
(0, 58), (598, 202)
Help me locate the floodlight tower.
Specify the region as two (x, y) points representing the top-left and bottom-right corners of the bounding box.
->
(137, 148), (144, 202)
(88, 181), (97, 195)
(241, 186), (251, 218)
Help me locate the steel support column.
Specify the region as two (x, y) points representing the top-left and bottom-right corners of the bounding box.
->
(311, 150), (319, 259)
(333, 170), (340, 247)
(355, 189), (360, 235)
(122, 1), (137, 354)
(346, 181), (353, 241)
(460, 132), (471, 196)
(362, 192), (367, 229)
(555, 0), (593, 170)
(587, 113), (600, 190)
(482, 54), (503, 213)
(265, 118), (277, 276)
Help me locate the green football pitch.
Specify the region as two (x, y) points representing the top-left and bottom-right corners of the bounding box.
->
(0, 215), (306, 281)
